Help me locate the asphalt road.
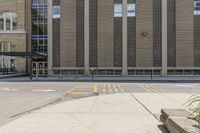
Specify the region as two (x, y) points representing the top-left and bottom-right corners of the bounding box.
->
(0, 81), (200, 126)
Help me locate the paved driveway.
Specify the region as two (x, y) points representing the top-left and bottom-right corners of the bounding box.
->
(0, 81), (199, 127)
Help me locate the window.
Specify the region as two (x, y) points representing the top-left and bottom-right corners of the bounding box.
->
(128, 3), (136, 17)
(53, 6), (60, 19)
(0, 42), (15, 69)
(114, 4), (122, 17)
(0, 12), (17, 31)
(0, 13), (4, 30)
(194, 0), (200, 15)
(32, 0), (48, 54)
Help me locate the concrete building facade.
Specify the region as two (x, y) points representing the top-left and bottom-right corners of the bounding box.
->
(0, 0), (29, 74)
(0, 0), (200, 76)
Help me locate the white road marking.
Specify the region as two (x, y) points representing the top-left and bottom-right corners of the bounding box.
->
(0, 88), (19, 91)
(31, 89), (56, 92)
(103, 84), (106, 92)
(175, 85), (196, 87)
(108, 84), (112, 92)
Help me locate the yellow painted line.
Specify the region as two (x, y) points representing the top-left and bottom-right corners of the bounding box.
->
(117, 84), (125, 92)
(65, 85), (80, 95)
(149, 86), (167, 93)
(147, 86), (160, 93)
(112, 84), (119, 93)
(153, 85), (170, 93)
(93, 84), (97, 93)
(139, 85), (152, 93)
(68, 92), (90, 96)
(137, 84), (169, 93)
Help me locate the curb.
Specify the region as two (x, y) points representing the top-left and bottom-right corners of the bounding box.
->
(161, 109), (200, 133)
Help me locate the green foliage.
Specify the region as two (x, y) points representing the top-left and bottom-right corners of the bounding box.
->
(186, 95), (200, 126)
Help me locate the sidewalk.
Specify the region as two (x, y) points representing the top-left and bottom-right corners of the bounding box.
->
(0, 74), (27, 79)
(0, 93), (191, 133)
(2, 75), (200, 82)
(45, 76), (200, 81)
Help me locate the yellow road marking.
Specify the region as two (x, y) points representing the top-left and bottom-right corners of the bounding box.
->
(93, 84), (97, 93)
(69, 92), (91, 95)
(139, 85), (152, 93)
(151, 86), (167, 93)
(153, 85), (170, 92)
(144, 86), (156, 92)
(65, 85), (81, 95)
(117, 84), (125, 92)
(137, 83), (170, 93)
(112, 84), (119, 92)
(147, 86), (160, 93)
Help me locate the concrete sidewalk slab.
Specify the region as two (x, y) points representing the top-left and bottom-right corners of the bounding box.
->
(161, 93), (192, 105)
(91, 94), (150, 114)
(132, 93), (187, 115)
(0, 93), (164, 133)
(35, 96), (96, 113)
(0, 113), (162, 133)
(1, 93), (192, 133)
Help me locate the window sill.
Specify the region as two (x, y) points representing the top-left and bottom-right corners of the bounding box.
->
(0, 30), (27, 34)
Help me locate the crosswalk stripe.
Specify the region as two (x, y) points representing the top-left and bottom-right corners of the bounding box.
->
(137, 83), (170, 93)
(100, 83), (126, 94)
(116, 84), (125, 92)
(103, 84), (106, 92)
(151, 86), (167, 93)
(112, 84), (119, 93)
(153, 85), (170, 92)
(139, 85), (151, 93)
(109, 84), (112, 92)
(147, 86), (160, 93)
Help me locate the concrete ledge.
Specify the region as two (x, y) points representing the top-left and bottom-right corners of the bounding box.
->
(165, 117), (199, 133)
(161, 109), (194, 123)
(161, 109), (199, 133)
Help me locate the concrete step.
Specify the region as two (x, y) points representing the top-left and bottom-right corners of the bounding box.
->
(165, 117), (199, 133)
(161, 109), (194, 123)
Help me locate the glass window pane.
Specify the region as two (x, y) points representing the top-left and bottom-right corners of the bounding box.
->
(32, 0), (38, 4)
(12, 13), (17, 30)
(32, 0), (48, 54)
(44, 24), (47, 35)
(0, 14), (4, 30)
(53, 6), (60, 19)
(32, 23), (38, 35)
(194, 1), (200, 15)
(128, 3), (135, 17)
(114, 4), (122, 17)
(38, 0), (44, 5)
(6, 18), (11, 30)
(5, 13), (11, 30)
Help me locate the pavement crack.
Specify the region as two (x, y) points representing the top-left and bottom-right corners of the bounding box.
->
(69, 114), (81, 122)
(90, 97), (97, 113)
(68, 114), (97, 133)
(129, 93), (159, 121)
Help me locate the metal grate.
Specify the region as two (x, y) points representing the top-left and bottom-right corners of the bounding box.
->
(153, 0), (162, 67)
(167, 0), (176, 67)
(89, 0), (98, 67)
(76, 0), (85, 67)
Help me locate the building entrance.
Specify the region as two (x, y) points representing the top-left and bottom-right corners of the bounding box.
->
(32, 62), (48, 77)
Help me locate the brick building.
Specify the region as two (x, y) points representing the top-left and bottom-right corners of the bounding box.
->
(0, 0), (200, 76)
